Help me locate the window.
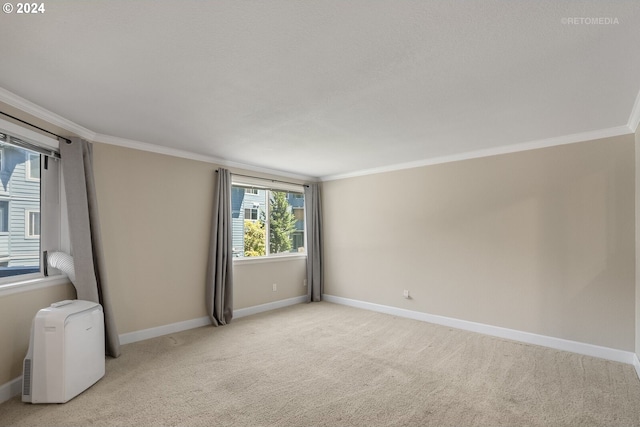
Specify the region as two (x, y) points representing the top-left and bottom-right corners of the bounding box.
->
(26, 153), (40, 181)
(25, 210), (40, 238)
(0, 201), (8, 233)
(244, 206), (259, 220)
(0, 123), (63, 282)
(231, 180), (305, 258)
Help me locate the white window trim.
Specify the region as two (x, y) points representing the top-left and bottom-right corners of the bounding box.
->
(24, 209), (40, 239)
(0, 117), (59, 151)
(232, 176), (304, 194)
(233, 253), (307, 265)
(232, 176), (306, 262)
(0, 274), (71, 297)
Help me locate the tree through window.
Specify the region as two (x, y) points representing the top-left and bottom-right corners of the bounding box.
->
(231, 181), (305, 258)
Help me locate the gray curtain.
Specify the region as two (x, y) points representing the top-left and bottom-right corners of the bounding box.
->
(59, 137), (120, 358)
(305, 183), (323, 302)
(205, 168), (233, 325)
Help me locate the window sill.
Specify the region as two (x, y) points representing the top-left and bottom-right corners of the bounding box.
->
(0, 274), (72, 297)
(233, 254), (307, 265)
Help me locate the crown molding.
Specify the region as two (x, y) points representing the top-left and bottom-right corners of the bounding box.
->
(627, 88), (640, 133)
(93, 133), (228, 165)
(320, 125), (632, 182)
(0, 86), (633, 184)
(0, 87), (316, 182)
(94, 133), (317, 182)
(0, 87), (96, 140)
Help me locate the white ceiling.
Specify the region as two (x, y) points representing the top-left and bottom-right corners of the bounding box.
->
(1, 1), (639, 180)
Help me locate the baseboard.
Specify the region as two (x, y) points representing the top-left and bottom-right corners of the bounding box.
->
(119, 295), (307, 345)
(0, 376), (22, 404)
(3, 296), (636, 404)
(234, 295), (307, 319)
(633, 354), (640, 380)
(322, 294), (638, 366)
(119, 316), (212, 345)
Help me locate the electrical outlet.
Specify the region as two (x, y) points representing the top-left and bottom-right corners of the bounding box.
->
(403, 289), (410, 299)
(303, 279), (307, 288)
(272, 283), (277, 292)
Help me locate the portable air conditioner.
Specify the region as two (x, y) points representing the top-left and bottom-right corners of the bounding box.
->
(22, 300), (105, 403)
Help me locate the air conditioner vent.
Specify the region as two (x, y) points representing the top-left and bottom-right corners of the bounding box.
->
(22, 359), (31, 396)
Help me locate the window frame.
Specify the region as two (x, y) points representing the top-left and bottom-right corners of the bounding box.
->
(0, 117), (69, 294)
(232, 177), (307, 263)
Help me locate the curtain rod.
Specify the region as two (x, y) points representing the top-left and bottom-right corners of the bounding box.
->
(0, 111), (72, 144)
(217, 170), (309, 188)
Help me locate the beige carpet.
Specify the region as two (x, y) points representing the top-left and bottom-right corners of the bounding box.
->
(1, 302), (640, 426)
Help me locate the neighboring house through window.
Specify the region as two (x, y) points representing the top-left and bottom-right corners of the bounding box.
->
(231, 178), (305, 258)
